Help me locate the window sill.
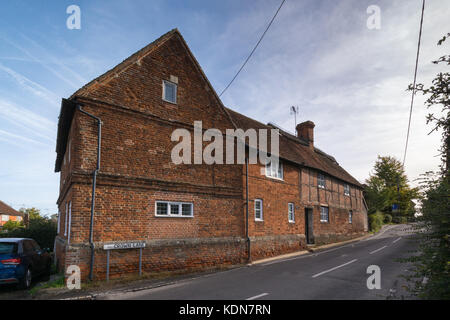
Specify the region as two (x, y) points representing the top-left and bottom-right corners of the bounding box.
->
(255, 219), (264, 222)
(265, 175), (284, 181)
(288, 221), (295, 224)
(162, 98), (177, 105)
(155, 215), (194, 218)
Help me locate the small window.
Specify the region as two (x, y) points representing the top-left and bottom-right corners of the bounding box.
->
(255, 199), (263, 221)
(1, 215), (8, 222)
(318, 173), (326, 189)
(344, 184), (350, 196)
(265, 160), (283, 179)
(349, 210), (353, 224)
(288, 203), (295, 223)
(163, 80), (177, 104)
(320, 206), (329, 223)
(64, 202), (68, 236)
(155, 201), (193, 217)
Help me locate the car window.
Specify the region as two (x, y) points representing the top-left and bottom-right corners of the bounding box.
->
(0, 242), (17, 254)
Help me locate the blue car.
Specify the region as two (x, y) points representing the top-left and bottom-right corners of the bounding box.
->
(0, 238), (52, 289)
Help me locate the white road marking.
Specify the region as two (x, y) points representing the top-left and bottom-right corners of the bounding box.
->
(246, 293), (269, 300)
(312, 259), (358, 278)
(369, 245), (388, 254)
(392, 237), (401, 244)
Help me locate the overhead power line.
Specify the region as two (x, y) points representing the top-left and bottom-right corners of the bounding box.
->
(402, 0), (425, 167)
(219, 0), (287, 97)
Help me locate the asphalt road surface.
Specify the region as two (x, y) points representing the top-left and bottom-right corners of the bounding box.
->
(103, 224), (418, 300)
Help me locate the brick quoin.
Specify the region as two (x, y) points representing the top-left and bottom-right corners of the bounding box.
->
(54, 29), (368, 281)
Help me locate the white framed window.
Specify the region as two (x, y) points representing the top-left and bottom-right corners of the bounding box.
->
(162, 80), (177, 104)
(155, 201), (193, 217)
(318, 173), (326, 189)
(288, 203), (295, 223)
(68, 201), (72, 244)
(349, 210), (353, 224)
(254, 199), (263, 221)
(320, 206), (329, 223)
(1, 215), (9, 222)
(344, 184), (350, 196)
(265, 160), (283, 180)
(64, 202), (68, 236)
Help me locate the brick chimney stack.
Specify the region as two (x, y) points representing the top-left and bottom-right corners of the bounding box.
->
(296, 121), (315, 150)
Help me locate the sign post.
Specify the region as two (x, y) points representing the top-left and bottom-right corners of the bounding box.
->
(103, 241), (146, 281)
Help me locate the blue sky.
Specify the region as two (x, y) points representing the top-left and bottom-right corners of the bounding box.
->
(0, 0), (448, 215)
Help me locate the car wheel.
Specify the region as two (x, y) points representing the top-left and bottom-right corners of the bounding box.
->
(18, 268), (32, 289)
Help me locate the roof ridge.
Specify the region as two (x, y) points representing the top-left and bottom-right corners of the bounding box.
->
(0, 200), (22, 216)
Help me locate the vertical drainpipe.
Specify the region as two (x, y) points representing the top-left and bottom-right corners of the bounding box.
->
(77, 105), (102, 281)
(245, 157), (251, 262)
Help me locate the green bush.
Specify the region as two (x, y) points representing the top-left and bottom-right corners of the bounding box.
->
(0, 209), (57, 250)
(369, 211), (384, 232)
(383, 214), (393, 224)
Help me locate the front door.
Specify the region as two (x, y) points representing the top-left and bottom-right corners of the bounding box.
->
(305, 208), (314, 244)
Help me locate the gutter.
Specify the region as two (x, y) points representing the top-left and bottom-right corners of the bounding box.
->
(77, 105), (102, 281)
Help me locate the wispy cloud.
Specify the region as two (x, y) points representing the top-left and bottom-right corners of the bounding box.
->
(0, 128), (51, 148)
(0, 98), (56, 142)
(0, 63), (59, 107)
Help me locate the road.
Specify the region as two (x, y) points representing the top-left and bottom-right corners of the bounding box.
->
(102, 224), (418, 300)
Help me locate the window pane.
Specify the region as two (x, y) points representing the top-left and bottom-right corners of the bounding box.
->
(170, 203), (180, 215)
(182, 204), (192, 216)
(320, 207), (329, 222)
(255, 200), (262, 219)
(164, 81), (176, 103)
(156, 202), (168, 215)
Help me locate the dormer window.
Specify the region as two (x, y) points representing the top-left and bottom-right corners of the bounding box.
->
(163, 80), (177, 104)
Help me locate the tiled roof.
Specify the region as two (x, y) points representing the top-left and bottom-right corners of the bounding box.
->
(225, 108), (362, 188)
(0, 201), (22, 216)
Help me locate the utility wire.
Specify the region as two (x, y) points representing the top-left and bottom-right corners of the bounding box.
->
(219, 0), (286, 97)
(402, 0), (425, 167)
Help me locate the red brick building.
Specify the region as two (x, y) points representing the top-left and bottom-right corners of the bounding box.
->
(54, 29), (368, 281)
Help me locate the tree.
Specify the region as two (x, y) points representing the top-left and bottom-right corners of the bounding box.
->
(0, 207), (57, 251)
(403, 33), (450, 299)
(365, 156), (419, 221)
